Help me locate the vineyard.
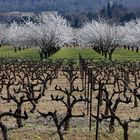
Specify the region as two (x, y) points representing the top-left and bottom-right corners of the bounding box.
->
(0, 10), (140, 140)
(0, 57), (139, 140)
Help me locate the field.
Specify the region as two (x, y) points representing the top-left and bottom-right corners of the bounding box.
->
(1, 46), (140, 61)
(0, 62), (139, 140)
(0, 46), (140, 140)
(0, 46), (40, 60)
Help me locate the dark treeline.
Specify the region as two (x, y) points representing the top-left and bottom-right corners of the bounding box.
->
(0, 0), (106, 13)
(0, 0), (140, 27)
(0, 0), (140, 13)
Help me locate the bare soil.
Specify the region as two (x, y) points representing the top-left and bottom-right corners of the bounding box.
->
(0, 72), (140, 140)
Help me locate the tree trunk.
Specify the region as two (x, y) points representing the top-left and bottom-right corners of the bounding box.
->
(14, 47), (17, 53)
(109, 118), (115, 133)
(109, 53), (112, 60)
(44, 52), (48, 59)
(136, 47), (139, 53)
(64, 96), (70, 131)
(99, 84), (103, 106)
(104, 103), (109, 115)
(131, 47), (134, 51)
(6, 86), (10, 103)
(16, 107), (23, 128)
(39, 51), (43, 60)
(64, 120), (69, 131)
(134, 95), (138, 107)
(19, 47), (21, 51)
(123, 122), (129, 140)
(104, 51), (107, 58)
(104, 89), (109, 115)
(0, 122), (8, 140)
(101, 51), (104, 56)
(57, 129), (64, 140)
(98, 49), (101, 54)
(41, 82), (46, 96)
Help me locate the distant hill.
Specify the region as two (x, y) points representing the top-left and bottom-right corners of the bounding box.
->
(0, 0), (106, 13)
(0, 0), (140, 27)
(0, 0), (139, 13)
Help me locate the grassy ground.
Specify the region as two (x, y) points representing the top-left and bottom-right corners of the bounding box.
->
(51, 47), (140, 61)
(113, 48), (140, 61)
(50, 47), (102, 60)
(1, 46), (140, 61)
(0, 46), (39, 60)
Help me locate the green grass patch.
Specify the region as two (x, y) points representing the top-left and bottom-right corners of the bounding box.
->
(0, 46), (39, 60)
(50, 47), (103, 60)
(1, 46), (140, 62)
(50, 47), (140, 61)
(113, 48), (140, 61)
